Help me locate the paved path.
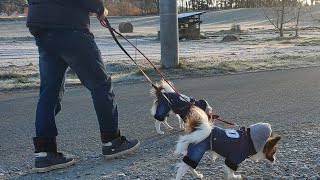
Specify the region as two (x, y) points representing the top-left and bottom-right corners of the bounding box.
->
(1, 67), (320, 179)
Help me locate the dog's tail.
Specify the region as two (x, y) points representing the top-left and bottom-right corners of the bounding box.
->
(150, 79), (175, 97)
(160, 79), (175, 93)
(150, 82), (160, 97)
(174, 107), (212, 155)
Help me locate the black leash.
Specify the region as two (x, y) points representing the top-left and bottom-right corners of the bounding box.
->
(101, 18), (153, 85)
(101, 18), (173, 106)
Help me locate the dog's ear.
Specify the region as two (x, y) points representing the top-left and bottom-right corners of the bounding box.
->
(198, 100), (207, 110)
(269, 135), (281, 145)
(263, 135), (281, 162)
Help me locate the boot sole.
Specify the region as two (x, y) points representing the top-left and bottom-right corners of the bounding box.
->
(103, 141), (140, 159)
(33, 159), (76, 173)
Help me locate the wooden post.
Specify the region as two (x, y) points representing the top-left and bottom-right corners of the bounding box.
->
(160, 0), (179, 68)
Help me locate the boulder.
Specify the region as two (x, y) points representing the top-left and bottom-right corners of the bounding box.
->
(118, 22), (133, 33)
(221, 35), (239, 42)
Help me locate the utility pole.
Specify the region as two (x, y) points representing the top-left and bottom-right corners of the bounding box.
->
(160, 0), (179, 68)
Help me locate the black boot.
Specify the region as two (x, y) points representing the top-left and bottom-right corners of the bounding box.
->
(33, 137), (75, 173)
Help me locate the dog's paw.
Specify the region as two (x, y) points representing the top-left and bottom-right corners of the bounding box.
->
(228, 174), (242, 180)
(191, 169), (204, 179)
(179, 126), (185, 131)
(182, 151), (187, 156)
(157, 131), (165, 135)
(164, 124), (174, 130)
(196, 173), (204, 179)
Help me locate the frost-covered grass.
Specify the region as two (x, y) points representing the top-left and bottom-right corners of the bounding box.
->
(1, 8), (320, 91)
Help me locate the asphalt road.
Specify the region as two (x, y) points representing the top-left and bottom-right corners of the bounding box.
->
(1, 67), (320, 179)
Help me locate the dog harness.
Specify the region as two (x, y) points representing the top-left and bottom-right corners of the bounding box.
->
(154, 92), (205, 121)
(183, 127), (257, 171)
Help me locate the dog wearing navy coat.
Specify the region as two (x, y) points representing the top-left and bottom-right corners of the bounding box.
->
(174, 110), (281, 180)
(150, 79), (212, 134)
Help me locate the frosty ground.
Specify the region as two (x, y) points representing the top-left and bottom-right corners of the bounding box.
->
(1, 8), (320, 91)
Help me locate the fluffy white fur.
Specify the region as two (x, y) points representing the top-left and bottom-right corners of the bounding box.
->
(155, 119), (173, 134)
(174, 108), (212, 155)
(176, 162), (203, 180)
(160, 80), (175, 93)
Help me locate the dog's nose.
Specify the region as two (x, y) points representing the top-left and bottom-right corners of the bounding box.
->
(267, 156), (274, 162)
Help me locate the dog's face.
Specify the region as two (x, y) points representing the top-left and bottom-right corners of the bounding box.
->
(197, 99), (207, 111)
(197, 99), (212, 114)
(250, 135), (281, 162)
(263, 135), (281, 162)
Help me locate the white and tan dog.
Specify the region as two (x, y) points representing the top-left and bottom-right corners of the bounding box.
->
(174, 109), (281, 180)
(150, 80), (212, 134)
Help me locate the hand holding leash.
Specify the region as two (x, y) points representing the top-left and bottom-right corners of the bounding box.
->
(97, 7), (109, 22)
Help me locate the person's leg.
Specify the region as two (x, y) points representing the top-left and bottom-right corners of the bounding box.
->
(54, 29), (139, 157)
(55, 30), (118, 138)
(35, 47), (68, 137)
(33, 34), (74, 172)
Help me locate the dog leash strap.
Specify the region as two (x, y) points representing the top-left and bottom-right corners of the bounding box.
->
(102, 18), (174, 106)
(210, 114), (238, 126)
(101, 18), (156, 85)
(216, 117), (237, 126)
(101, 18), (192, 105)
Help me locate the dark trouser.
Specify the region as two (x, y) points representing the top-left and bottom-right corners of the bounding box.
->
(33, 29), (119, 142)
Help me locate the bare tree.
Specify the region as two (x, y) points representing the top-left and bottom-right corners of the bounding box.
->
(130, 0), (159, 15)
(306, 2), (320, 25)
(294, 1), (304, 36)
(261, 0), (300, 37)
(180, 0), (185, 12)
(0, 0), (26, 16)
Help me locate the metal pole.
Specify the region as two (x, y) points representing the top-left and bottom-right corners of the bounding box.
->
(160, 0), (179, 68)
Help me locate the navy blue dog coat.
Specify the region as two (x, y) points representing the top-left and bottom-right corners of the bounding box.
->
(183, 127), (257, 171)
(153, 92), (207, 121)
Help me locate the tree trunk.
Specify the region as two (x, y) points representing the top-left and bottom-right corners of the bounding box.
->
(279, 0), (285, 37)
(295, 4), (301, 37)
(181, 0), (184, 11)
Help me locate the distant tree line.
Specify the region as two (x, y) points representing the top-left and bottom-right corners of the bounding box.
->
(0, 0), (26, 16)
(179, 0), (320, 11)
(104, 0), (160, 15)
